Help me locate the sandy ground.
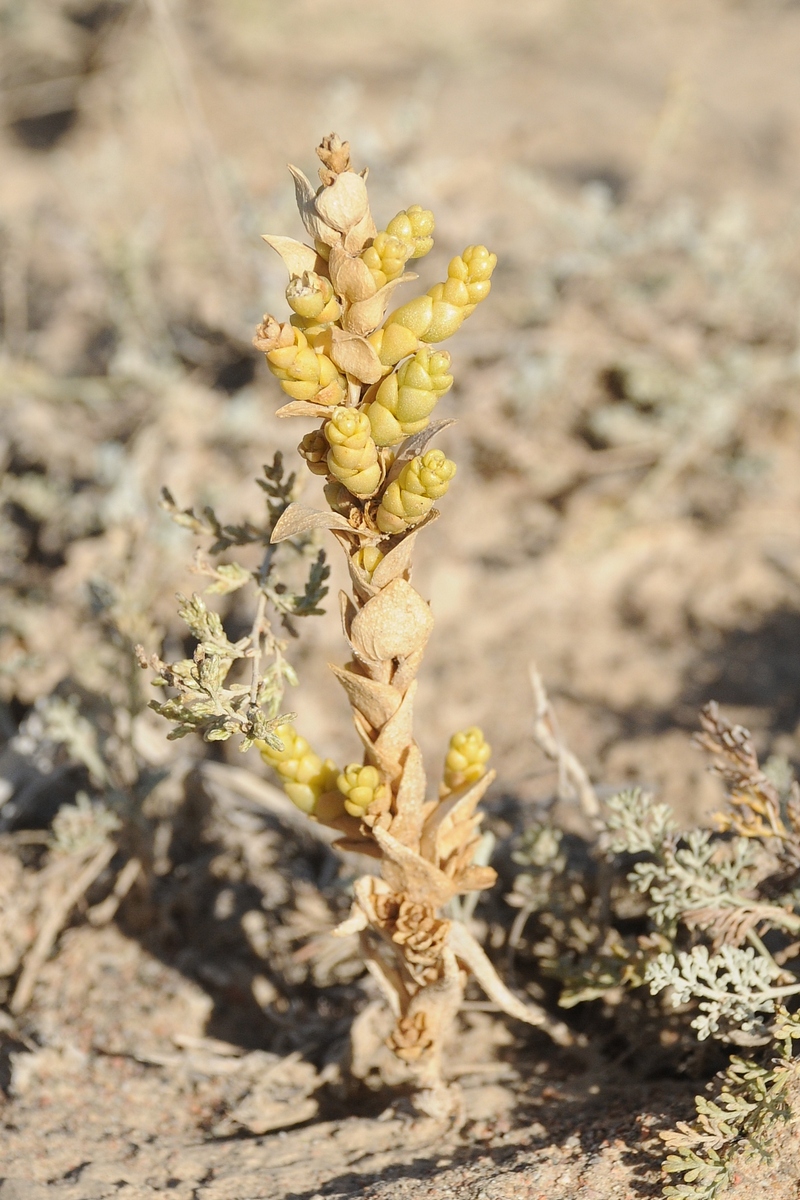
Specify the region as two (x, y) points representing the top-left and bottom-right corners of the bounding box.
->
(4, 0), (800, 1195)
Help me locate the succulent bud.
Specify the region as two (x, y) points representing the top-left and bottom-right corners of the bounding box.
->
(376, 449), (456, 535)
(324, 407), (382, 497)
(367, 322), (421, 371)
(257, 723), (339, 814)
(286, 271), (340, 326)
(353, 545), (384, 577)
(365, 348), (453, 446)
(361, 231), (415, 290)
(337, 762), (390, 818)
(253, 316), (346, 405)
(443, 727), (491, 792)
(381, 244), (497, 346)
(360, 206), (435, 290)
(386, 205), (435, 259)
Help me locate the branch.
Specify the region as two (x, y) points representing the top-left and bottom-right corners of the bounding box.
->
(528, 662), (600, 820)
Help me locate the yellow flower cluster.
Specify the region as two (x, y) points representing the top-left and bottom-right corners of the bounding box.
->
(257, 724), (338, 814)
(253, 317), (345, 405)
(324, 407), (381, 496)
(443, 727), (492, 791)
(360, 206), (435, 289)
(376, 449), (456, 535)
(365, 348), (454, 447)
(336, 762), (389, 818)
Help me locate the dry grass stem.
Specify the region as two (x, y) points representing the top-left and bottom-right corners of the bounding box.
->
(529, 662), (599, 820)
(10, 838), (116, 1014)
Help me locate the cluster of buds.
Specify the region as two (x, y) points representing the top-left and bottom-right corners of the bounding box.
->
(253, 135), (570, 1113)
(443, 727), (492, 793)
(324, 407), (382, 497)
(376, 449), (456, 535)
(286, 271), (341, 331)
(253, 317), (345, 406)
(365, 347), (454, 447)
(258, 723), (338, 814)
(361, 206), (435, 288)
(368, 245), (497, 371)
(337, 762), (391, 824)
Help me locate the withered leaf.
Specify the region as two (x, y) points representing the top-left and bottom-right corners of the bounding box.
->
(271, 503), (354, 543)
(373, 825), (455, 908)
(260, 235), (320, 278)
(392, 420), (457, 471)
(314, 171), (370, 234)
(288, 164), (339, 248)
(329, 664), (402, 729)
(328, 245), (377, 303)
(275, 399), (338, 418)
(349, 579), (433, 663)
(448, 922), (573, 1045)
(387, 742), (427, 849)
(329, 327), (384, 384)
(370, 531), (420, 588)
(366, 682), (418, 777)
(420, 771), (496, 864)
(343, 274), (417, 337)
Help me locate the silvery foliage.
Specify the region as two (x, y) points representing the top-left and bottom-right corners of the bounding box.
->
(645, 945), (799, 1042)
(603, 789), (761, 931)
(603, 787), (676, 855)
(145, 454), (329, 752)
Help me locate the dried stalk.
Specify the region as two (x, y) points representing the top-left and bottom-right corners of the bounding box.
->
(529, 662), (599, 821)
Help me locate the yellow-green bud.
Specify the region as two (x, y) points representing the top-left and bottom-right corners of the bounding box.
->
(353, 545), (384, 577)
(444, 727), (491, 791)
(367, 322), (421, 371)
(386, 205), (434, 259)
(381, 244), (497, 346)
(361, 231), (415, 290)
(286, 272), (339, 324)
(257, 723), (339, 815)
(364, 348), (453, 446)
(337, 763), (390, 818)
(376, 448), (456, 535)
(324, 407), (382, 497)
(360, 207), (435, 290)
(253, 316), (346, 405)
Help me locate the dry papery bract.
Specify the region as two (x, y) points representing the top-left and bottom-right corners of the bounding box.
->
(508, 699), (800, 1198)
(140, 133), (570, 1118)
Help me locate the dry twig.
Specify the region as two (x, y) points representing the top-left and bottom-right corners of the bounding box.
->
(528, 662), (599, 820)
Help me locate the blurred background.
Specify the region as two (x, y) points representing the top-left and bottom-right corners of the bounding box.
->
(5, 0), (800, 828)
